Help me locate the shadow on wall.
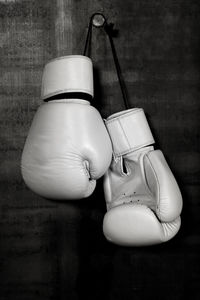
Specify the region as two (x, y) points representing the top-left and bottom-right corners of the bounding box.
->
(76, 178), (116, 300)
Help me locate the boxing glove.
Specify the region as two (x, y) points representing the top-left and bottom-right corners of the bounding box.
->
(21, 55), (112, 200)
(103, 108), (183, 246)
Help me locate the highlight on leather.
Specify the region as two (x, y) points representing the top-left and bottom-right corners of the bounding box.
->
(103, 108), (183, 246)
(41, 55), (94, 100)
(21, 55), (112, 200)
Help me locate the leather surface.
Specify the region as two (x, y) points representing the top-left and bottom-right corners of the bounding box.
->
(103, 204), (181, 246)
(21, 100), (112, 199)
(105, 108), (155, 156)
(41, 56), (94, 100)
(103, 109), (183, 246)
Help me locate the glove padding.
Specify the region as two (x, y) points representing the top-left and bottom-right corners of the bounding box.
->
(103, 108), (183, 246)
(21, 56), (112, 200)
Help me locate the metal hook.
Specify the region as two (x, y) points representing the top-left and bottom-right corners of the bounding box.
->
(91, 13), (106, 28)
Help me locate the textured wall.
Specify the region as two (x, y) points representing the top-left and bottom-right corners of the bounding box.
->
(0, 0), (200, 299)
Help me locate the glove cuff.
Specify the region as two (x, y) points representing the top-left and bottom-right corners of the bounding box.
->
(41, 55), (94, 101)
(105, 108), (155, 156)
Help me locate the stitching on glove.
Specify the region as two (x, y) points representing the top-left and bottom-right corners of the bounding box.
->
(114, 141), (154, 157)
(105, 108), (142, 124)
(118, 118), (132, 150)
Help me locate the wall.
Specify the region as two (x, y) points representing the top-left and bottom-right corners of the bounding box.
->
(0, 0), (200, 299)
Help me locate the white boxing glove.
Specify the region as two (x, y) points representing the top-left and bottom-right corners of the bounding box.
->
(103, 108), (183, 246)
(21, 55), (112, 200)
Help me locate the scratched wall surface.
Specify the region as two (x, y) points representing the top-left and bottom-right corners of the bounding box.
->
(0, 0), (200, 299)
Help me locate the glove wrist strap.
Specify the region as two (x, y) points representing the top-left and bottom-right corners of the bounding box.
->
(105, 108), (155, 156)
(41, 56), (94, 101)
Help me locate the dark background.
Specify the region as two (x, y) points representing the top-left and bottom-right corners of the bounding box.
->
(0, 0), (200, 299)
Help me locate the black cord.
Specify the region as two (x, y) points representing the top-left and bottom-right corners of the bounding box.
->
(104, 22), (129, 109)
(83, 14), (129, 109)
(83, 14), (94, 56)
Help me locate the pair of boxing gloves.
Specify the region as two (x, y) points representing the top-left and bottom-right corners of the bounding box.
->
(21, 55), (183, 246)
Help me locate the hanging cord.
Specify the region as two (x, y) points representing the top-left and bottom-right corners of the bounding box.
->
(83, 13), (95, 57)
(104, 21), (129, 109)
(83, 13), (130, 109)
